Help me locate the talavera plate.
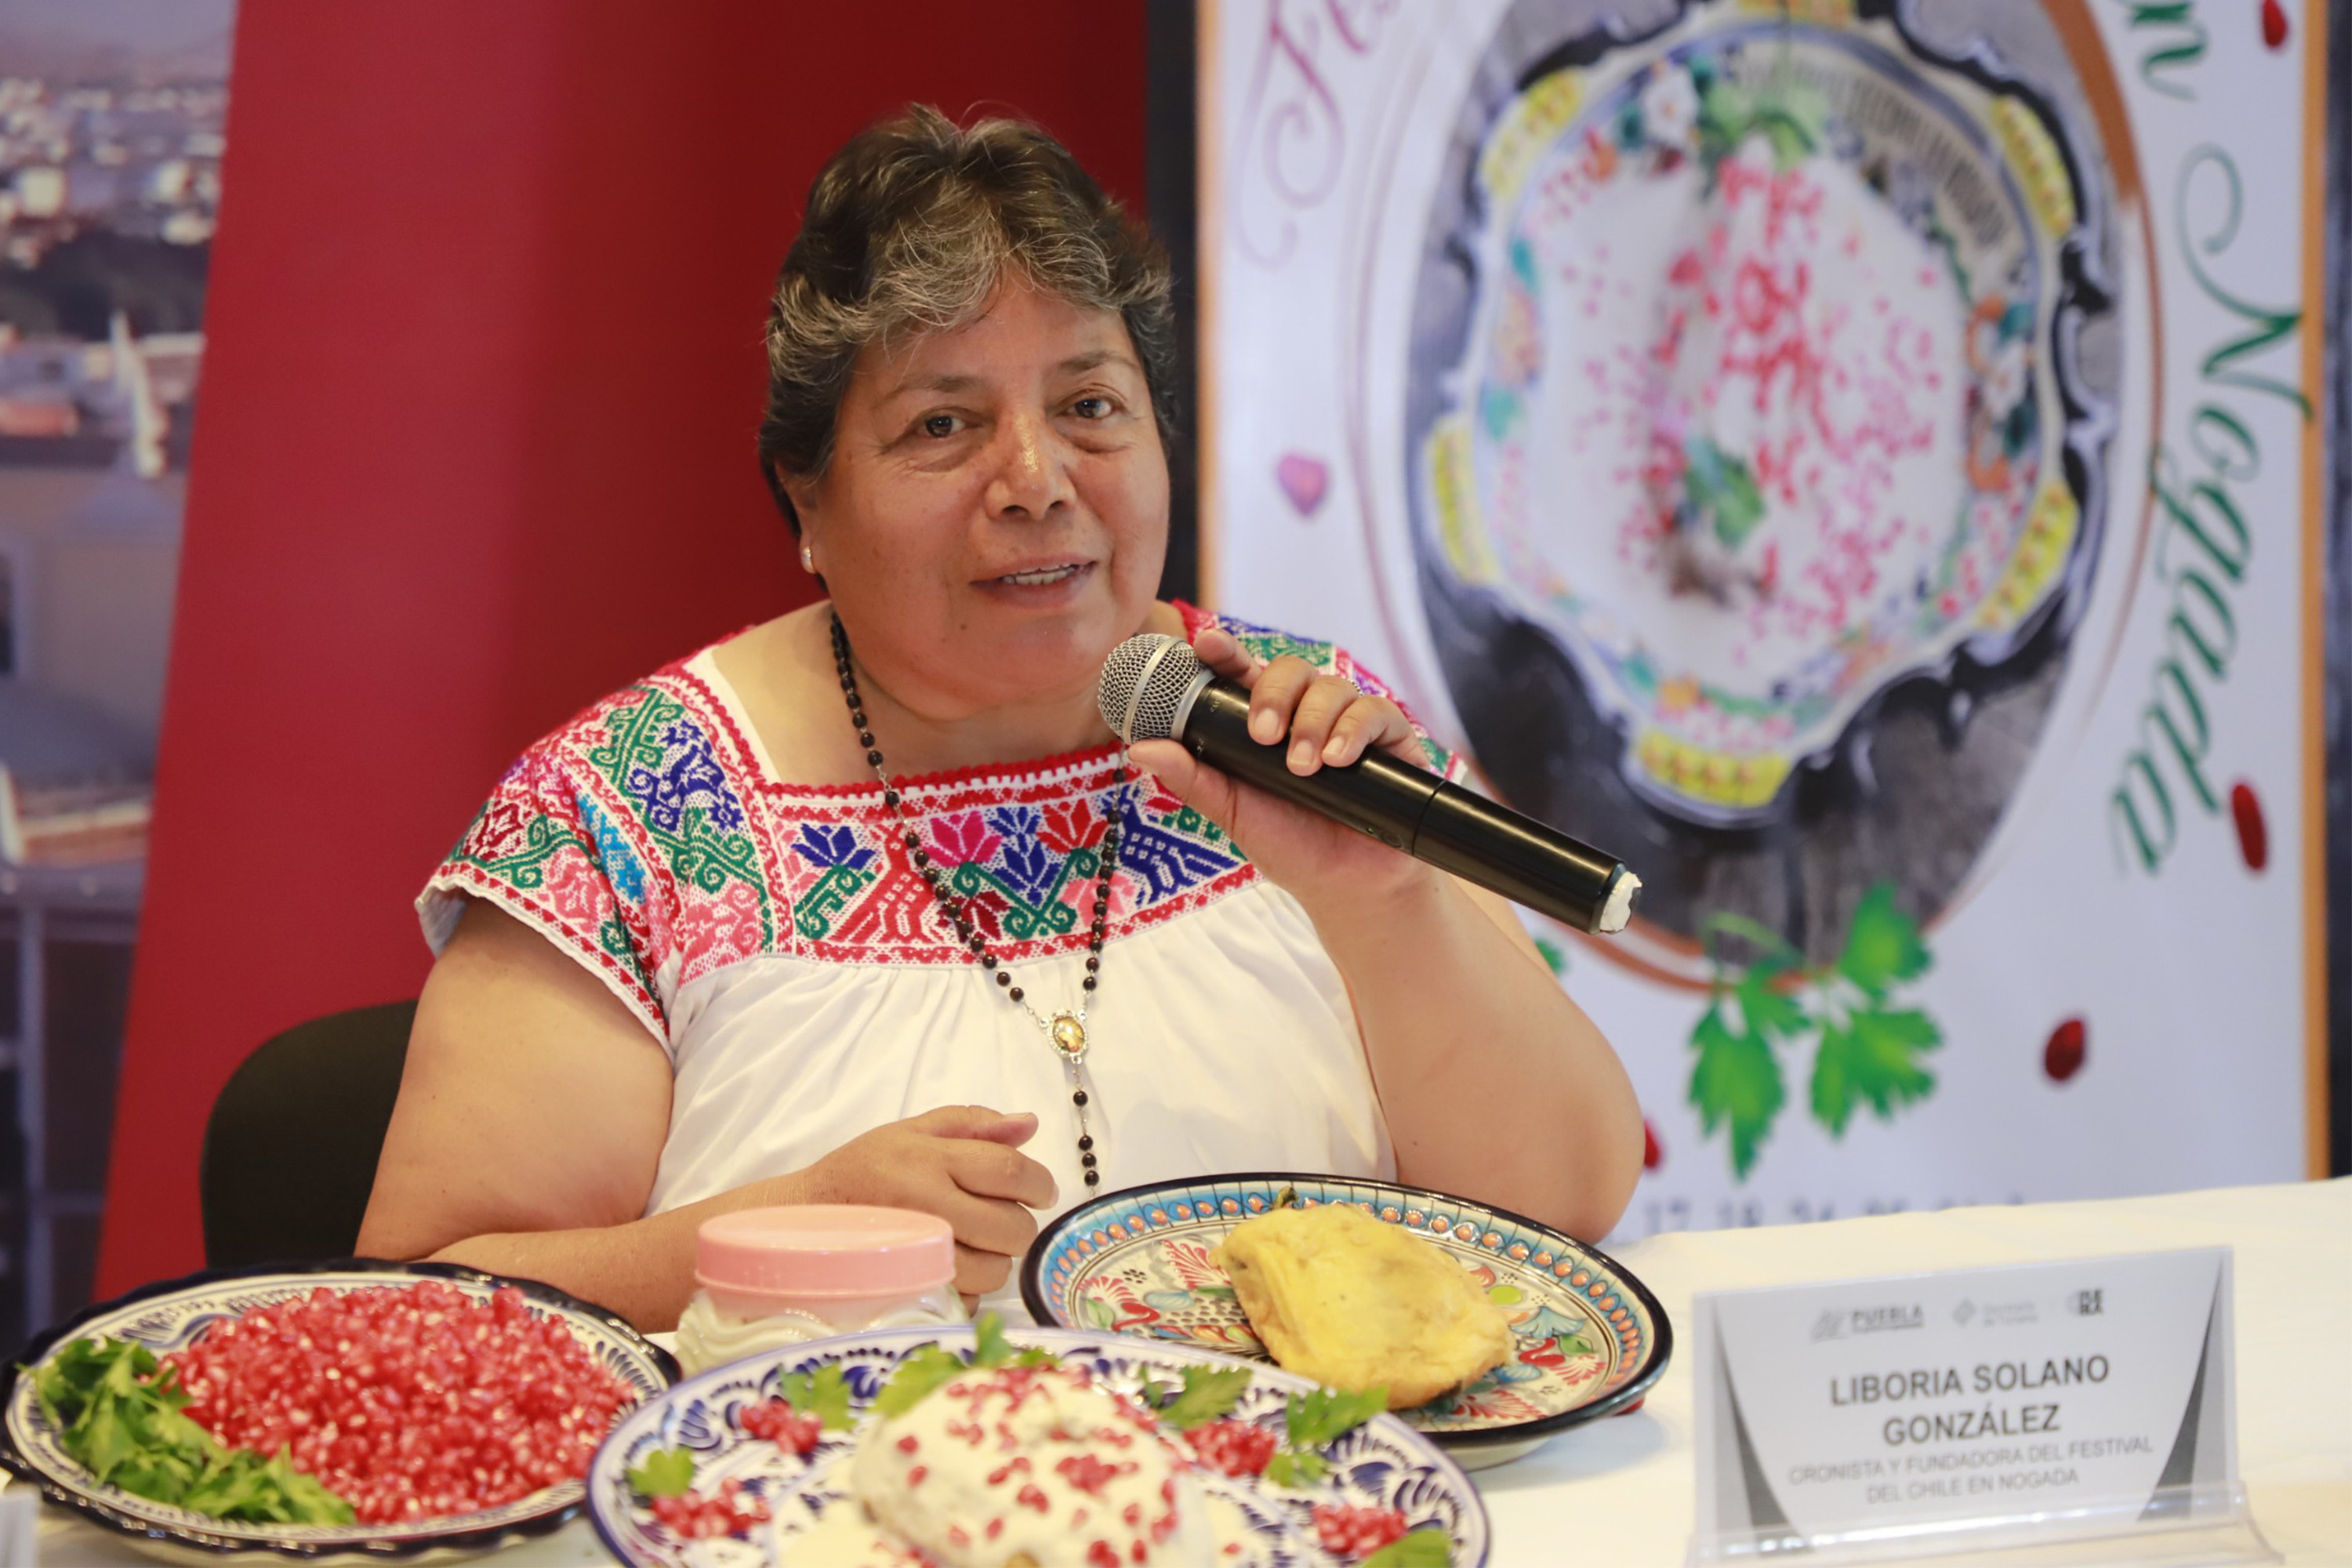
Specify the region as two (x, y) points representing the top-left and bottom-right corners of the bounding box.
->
(1020, 1174), (1671, 1467)
(0, 1258), (677, 1563)
(586, 1323), (1490, 1567)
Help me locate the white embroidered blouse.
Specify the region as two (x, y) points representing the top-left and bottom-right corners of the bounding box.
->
(419, 606), (1459, 1304)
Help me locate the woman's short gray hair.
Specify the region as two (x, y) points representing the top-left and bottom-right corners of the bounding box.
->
(758, 106), (1176, 532)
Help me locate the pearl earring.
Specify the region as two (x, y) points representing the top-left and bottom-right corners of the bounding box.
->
(800, 541), (815, 574)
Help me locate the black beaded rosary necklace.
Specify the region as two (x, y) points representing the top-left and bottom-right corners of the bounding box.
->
(830, 611), (1125, 1192)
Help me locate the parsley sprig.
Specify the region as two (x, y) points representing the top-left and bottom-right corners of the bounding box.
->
(1133, 1365), (1387, 1488)
(771, 1364), (854, 1431)
(872, 1312), (1054, 1420)
(871, 1343), (966, 1419)
(1138, 1365), (1254, 1430)
(1265, 1385), (1388, 1487)
(1363, 1530), (1453, 1567)
(30, 1337), (354, 1524)
(624, 1446), (696, 1498)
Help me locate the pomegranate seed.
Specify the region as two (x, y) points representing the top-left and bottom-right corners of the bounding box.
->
(647, 1476), (769, 1540)
(162, 1281), (636, 1524)
(739, 1399), (823, 1455)
(1181, 1421), (1279, 1478)
(1312, 1503), (1410, 1559)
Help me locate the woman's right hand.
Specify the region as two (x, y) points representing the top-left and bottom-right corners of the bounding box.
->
(789, 1105), (1058, 1304)
(367, 905), (1062, 1327)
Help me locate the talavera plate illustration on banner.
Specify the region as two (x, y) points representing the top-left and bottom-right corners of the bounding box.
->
(1020, 1174), (1670, 1468)
(586, 1323), (1490, 1568)
(1410, 0), (2110, 829)
(0, 1259), (677, 1563)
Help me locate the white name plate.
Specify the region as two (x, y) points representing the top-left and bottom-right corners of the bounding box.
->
(1690, 1248), (2267, 1563)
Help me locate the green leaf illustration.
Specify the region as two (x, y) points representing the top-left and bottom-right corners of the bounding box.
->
(1694, 74), (1826, 172)
(1812, 1006), (1941, 1137)
(1689, 1001), (1787, 1180)
(1686, 437), (1767, 550)
(1755, 105), (1818, 168)
(1836, 884), (1930, 999)
(1690, 890), (1943, 1179)
(1735, 961), (1809, 1041)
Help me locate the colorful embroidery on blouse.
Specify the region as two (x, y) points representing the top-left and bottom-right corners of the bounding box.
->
(423, 608), (1455, 1036)
(1206, 606), (1463, 782)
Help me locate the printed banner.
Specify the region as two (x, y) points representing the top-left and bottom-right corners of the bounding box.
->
(1200, 0), (2325, 1238)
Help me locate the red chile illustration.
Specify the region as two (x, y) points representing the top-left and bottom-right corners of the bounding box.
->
(2261, 0), (2289, 50)
(2044, 1018), (2087, 1083)
(2230, 781), (2267, 872)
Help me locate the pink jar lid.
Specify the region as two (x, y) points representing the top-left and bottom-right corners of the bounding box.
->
(695, 1206), (955, 1302)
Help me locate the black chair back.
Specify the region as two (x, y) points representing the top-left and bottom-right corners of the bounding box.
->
(199, 1000), (416, 1268)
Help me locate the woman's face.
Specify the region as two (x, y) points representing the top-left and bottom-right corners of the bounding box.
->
(786, 280), (1170, 722)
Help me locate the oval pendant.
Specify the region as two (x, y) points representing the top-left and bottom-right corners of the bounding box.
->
(1048, 1013), (1088, 1059)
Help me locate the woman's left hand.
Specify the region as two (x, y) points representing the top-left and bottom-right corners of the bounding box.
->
(1124, 626), (1439, 912)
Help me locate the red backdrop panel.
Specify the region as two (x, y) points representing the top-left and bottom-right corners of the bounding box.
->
(97, 1), (1147, 1295)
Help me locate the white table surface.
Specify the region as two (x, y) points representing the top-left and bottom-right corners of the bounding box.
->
(23, 1178), (2350, 1566)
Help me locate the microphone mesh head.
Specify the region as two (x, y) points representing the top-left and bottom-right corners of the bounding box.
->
(1097, 633), (1206, 743)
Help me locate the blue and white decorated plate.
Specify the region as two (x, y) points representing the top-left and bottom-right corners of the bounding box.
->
(587, 1323), (1490, 1568)
(0, 1258), (677, 1563)
(1021, 1174), (1671, 1467)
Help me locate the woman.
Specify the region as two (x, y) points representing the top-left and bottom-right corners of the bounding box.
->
(358, 107), (1640, 1329)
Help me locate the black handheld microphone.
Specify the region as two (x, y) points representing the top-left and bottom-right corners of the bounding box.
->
(1097, 634), (1641, 935)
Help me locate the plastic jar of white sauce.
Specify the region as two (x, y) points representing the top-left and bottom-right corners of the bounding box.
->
(674, 1205), (964, 1375)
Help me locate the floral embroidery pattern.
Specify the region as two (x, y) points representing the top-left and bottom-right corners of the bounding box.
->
(423, 606), (1457, 1036)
